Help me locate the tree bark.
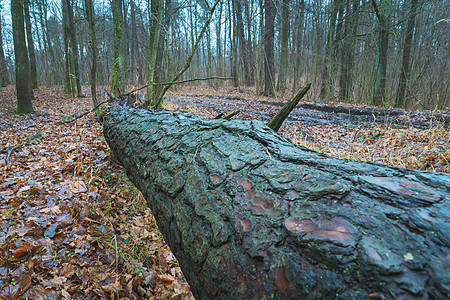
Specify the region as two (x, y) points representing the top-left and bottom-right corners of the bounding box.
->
(62, 0), (74, 95)
(277, 0), (290, 93)
(232, 0), (251, 86)
(112, 0), (125, 96)
(372, 0), (392, 105)
(395, 0), (419, 108)
(84, 0), (98, 114)
(23, 0), (37, 88)
(339, 0), (359, 102)
(293, 0), (305, 92)
(319, 0), (339, 100)
(11, 0), (34, 114)
(0, 9), (10, 87)
(264, 0), (275, 96)
(144, 0), (164, 107)
(104, 106), (450, 300)
(66, 0), (82, 97)
(243, 0), (255, 84)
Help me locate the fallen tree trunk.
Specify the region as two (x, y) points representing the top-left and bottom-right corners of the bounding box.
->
(103, 106), (449, 299)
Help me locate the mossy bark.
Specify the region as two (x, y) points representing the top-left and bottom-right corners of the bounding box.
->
(111, 0), (124, 96)
(104, 106), (449, 300)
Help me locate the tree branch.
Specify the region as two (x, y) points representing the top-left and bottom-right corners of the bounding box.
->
(123, 76), (232, 97)
(371, 0), (381, 21)
(152, 0), (222, 109)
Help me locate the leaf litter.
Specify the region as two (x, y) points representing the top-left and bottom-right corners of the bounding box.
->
(0, 84), (448, 299)
(1, 86), (194, 299)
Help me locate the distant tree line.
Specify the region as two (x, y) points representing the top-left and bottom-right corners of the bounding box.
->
(2, 0), (448, 114)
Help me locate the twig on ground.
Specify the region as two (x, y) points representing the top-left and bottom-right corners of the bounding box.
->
(5, 145), (22, 166)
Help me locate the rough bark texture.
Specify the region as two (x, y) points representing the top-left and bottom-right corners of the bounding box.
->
(85, 0), (98, 113)
(67, 0), (82, 97)
(264, 0), (275, 96)
(395, 0), (419, 108)
(0, 9), (10, 87)
(11, 0), (34, 114)
(111, 0), (124, 96)
(104, 106), (449, 300)
(24, 0), (37, 88)
(372, 0), (392, 105)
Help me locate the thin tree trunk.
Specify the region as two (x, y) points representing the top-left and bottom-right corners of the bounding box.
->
(66, 0), (82, 97)
(0, 9), (10, 87)
(264, 0), (275, 97)
(62, 0), (74, 95)
(84, 0), (98, 114)
(39, 0), (57, 85)
(277, 0), (290, 93)
(372, 0), (392, 105)
(152, 0), (221, 108)
(151, 0), (172, 103)
(24, 0), (37, 88)
(395, 0), (418, 108)
(230, 0), (239, 87)
(320, 0), (339, 100)
(11, 0), (33, 113)
(112, 0), (125, 95)
(244, 0), (255, 84)
(144, 0), (164, 108)
(339, 0), (356, 102)
(215, 2), (223, 87)
(293, 0), (305, 92)
(130, 0), (139, 83)
(233, 0), (251, 86)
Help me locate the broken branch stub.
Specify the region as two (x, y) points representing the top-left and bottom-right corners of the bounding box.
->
(104, 106), (449, 299)
(267, 82), (311, 132)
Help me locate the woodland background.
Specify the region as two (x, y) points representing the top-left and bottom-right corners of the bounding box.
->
(0, 0), (448, 110)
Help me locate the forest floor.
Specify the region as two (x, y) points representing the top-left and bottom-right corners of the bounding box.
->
(0, 85), (449, 299)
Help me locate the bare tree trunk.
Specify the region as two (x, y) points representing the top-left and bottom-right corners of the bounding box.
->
(233, 0), (251, 86)
(24, 0), (37, 88)
(372, 0), (392, 105)
(112, 0), (125, 95)
(339, 0), (360, 102)
(230, 0), (239, 87)
(0, 9), (10, 87)
(277, 0), (290, 93)
(243, 0), (255, 84)
(66, 0), (82, 97)
(319, 0), (339, 100)
(38, 0), (57, 85)
(264, 0), (275, 97)
(215, 1), (223, 87)
(144, 0), (163, 107)
(395, 0), (419, 108)
(11, 0), (33, 113)
(293, 0), (305, 92)
(130, 0), (143, 84)
(84, 0), (99, 114)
